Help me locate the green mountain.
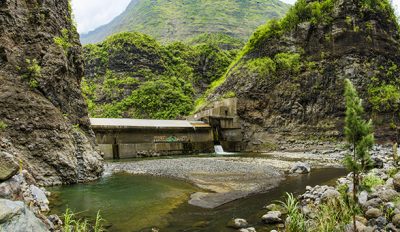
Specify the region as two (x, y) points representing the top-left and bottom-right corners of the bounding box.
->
(202, 0), (400, 149)
(80, 0), (290, 45)
(82, 32), (242, 119)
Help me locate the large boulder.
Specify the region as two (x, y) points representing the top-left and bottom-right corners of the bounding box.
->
(0, 199), (48, 232)
(289, 162), (311, 174)
(0, 152), (18, 181)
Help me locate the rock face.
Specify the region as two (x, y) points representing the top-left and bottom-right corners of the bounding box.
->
(80, 0), (290, 44)
(0, 0), (103, 186)
(206, 0), (400, 149)
(0, 199), (48, 232)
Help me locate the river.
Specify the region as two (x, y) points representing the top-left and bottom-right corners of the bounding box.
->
(49, 155), (345, 232)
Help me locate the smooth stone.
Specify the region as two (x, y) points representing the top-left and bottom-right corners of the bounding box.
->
(239, 227), (256, 232)
(365, 208), (383, 219)
(261, 211), (282, 224)
(321, 189), (340, 202)
(392, 214), (400, 227)
(227, 218), (248, 229)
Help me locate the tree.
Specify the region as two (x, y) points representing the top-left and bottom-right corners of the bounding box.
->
(343, 79), (374, 232)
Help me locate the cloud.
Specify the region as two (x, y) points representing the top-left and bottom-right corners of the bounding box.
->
(71, 0), (131, 34)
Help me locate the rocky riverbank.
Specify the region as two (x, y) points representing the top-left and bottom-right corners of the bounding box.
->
(228, 145), (400, 232)
(0, 152), (61, 231)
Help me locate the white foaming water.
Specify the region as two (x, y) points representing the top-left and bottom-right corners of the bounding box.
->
(214, 145), (224, 154)
(214, 145), (234, 155)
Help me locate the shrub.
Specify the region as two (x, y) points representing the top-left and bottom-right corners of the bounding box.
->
(369, 84), (400, 112)
(54, 28), (72, 53)
(361, 174), (384, 192)
(0, 120), (7, 131)
(274, 52), (301, 73)
(246, 57), (276, 77)
(22, 59), (41, 89)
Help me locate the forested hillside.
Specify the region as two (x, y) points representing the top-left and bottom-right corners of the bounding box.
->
(80, 0), (290, 44)
(82, 32), (242, 119)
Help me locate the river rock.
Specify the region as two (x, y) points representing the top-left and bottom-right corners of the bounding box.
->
(262, 211), (282, 224)
(372, 189), (399, 202)
(0, 199), (48, 232)
(321, 189), (340, 202)
(290, 162), (311, 174)
(0, 152), (19, 181)
(373, 157), (384, 169)
(30, 185), (50, 212)
(358, 191), (368, 206)
(227, 218), (248, 229)
(363, 198), (382, 210)
(392, 214), (400, 227)
(344, 221), (366, 232)
(394, 173), (400, 192)
(239, 227), (256, 232)
(365, 208), (383, 219)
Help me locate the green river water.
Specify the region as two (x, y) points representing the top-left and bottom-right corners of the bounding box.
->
(49, 157), (346, 232)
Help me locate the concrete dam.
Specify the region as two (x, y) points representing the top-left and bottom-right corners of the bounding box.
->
(91, 98), (243, 159)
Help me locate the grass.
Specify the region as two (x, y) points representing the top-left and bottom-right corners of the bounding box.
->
(278, 189), (360, 232)
(279, 193), (307, 232)
(63, 208), (104, 232)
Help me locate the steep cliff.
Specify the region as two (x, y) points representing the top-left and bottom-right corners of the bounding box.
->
(0, 0), (103, 186)
(83, 32), (240, 119)
(205, 0), (400, 150)
(80, 0), (290, 44)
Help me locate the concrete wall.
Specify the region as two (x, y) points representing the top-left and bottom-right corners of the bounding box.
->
(94, 127), (213, 159)
(190, 98), (244, 152)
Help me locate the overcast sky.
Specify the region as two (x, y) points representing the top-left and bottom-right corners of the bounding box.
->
(72, 0), (400, 34)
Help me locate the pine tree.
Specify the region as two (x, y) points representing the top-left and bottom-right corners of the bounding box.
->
(343, 79), (374, 232)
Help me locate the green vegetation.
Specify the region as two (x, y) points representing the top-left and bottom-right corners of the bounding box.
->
(198, 0), (399, 106)
(80, 0), (290, 44)
(54, 28), (72, 54)
(0, 120), (7, 131)
(279, 193), (307, 232)
(63, 208), (104, 232)
(82, 32), (238, 119)
(343, 78), (374, 231)
(247, 57), (276, 77)
(22, 59), (41, 89)
(361, 173), (385, 192)
(280, 192), (353, 231)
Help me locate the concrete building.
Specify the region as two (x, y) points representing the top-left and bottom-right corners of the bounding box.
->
(90, 118), (214, 159)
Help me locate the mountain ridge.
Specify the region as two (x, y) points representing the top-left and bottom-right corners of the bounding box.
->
(80, 0), (290, 44)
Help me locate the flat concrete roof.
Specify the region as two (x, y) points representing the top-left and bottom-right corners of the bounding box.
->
(90, 118), (210, 129)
